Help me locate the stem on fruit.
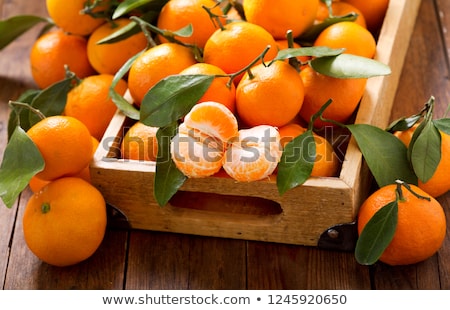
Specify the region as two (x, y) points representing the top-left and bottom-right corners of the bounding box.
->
(8, 100), (46, 122)
(226, 45), (271, 87)
(41, 202), (50, 214)
(395, 179), (431, 202)
(286, 30), (301, 72)
(202, 4), (226, 31)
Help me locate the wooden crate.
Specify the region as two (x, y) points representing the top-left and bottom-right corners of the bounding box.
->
(90, 0), (421, 249)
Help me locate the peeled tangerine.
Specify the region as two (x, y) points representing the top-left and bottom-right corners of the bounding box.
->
(171, 102), (282, 181)
(223, 125), (282, 182)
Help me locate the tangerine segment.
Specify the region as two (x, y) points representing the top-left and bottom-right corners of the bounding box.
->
(236, 61), (305, 128)
(171, 123), (225, 178)
(223, 125), (282, 182)
(184, 101), (239, 143)
(357, 184), (446, 266)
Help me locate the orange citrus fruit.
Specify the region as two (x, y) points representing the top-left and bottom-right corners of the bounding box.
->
(342, 0), (389, 33)
(242, 0), (319, 39)
(203, 21), (279, 84)
(392, 123), (420, 148)
(393, 124), (450, 198)
(223, 125), (282, 182)
(87, 18), (148, 75)
(357, 183), (446, 266)
(236, 61), (304, 128)
(64, 74), (128, 141)
(156, 0), (225, 49)
(46, 0), (109, 36)
(314, 21), (376, 58)
(73, 136), (100, 183)
(179, 63), (236, 113)
(316, 1), (367, 28)
(28, 176), (50, 194)
(23, 177), (107, 267)
(128, 42), (197, 106)
(29, 29), (96, 89)
(171, 101), (239, 178)
(278, 123), (340, 177)
(121, 122), (159, 161)
(418, 130), (450, 198)
(299, 65), (367, 128)
(27, 115), (93, 181)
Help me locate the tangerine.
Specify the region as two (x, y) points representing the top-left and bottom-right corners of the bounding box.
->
(179, 63), (236, 113)
(236, 61), (304, 128)
(342, 0), (389, 34)
(203, 21), (279, 84)
(357, 183), (446, 266)
(299, 65), (367, 128)
(128, 42), (197, 106)
(87, 18), (148, 75)
(46, 0), (109, 36)
(121, 122), (159, 161)
(156, 0), (225, 48)
(23, 177), (107, 267)
(223, 125), (282, 182)
(27, 116), (93, 181)
(242, 0), (319, 39)
(316, 1), (367, 28)
(314, 21), (376, 59)
(278, 123), (340, 177)
(64, 74), (128, 141)
(171, 101), (239, 178)
(30, 29), (96, 89)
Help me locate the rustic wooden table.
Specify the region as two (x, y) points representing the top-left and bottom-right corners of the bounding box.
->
(1, 0), (450, 290)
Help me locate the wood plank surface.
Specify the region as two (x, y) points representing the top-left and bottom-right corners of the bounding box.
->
(1, 0), (450, 290)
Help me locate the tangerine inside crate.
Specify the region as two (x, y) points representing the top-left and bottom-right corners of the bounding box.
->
(90, 0), (421, 250)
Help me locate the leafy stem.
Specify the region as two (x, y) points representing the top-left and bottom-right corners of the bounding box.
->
(226, 45), (272, 87)
(9, 100), (45, 124)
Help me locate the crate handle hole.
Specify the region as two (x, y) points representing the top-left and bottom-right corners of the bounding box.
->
(169, 190), (283, 216)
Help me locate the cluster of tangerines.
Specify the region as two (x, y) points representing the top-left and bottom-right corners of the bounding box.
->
(4, 0), (447, 268)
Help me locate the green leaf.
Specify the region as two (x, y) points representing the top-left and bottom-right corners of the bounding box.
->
(0, 126), (45, 208)
(154, 124), (186, 206)
(7, 89), (40, 139)
(277, 131), (315, 195)
(96, 19), (142, 44)
(355, 199), (398, 265)
(433, 118), (450, 135)
(169, 24), (193, 38)
(110, 51), (142, 120)
(410, 121), (441, 183)
(309, 54), (391, 78)
(273, 46), (344, 62)
(28, 75), (77, 126)
(140, 74), (214, 127)
(298, 13), (358, 43)
(347, 124), (417, 187)
(113, 0), (153, 19)
(112, 0), (168, 19)
(0, 15), (49, 50)
(385, 114), (422, 133)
